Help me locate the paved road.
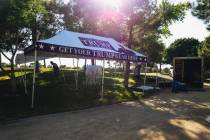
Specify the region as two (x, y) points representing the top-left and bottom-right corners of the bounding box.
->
(1, 89), (210, 140)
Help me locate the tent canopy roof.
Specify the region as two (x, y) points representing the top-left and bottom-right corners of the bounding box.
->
(24, 30), (147, 62)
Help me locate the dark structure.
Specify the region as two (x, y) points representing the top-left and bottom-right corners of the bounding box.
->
(173, 57), (203, 89)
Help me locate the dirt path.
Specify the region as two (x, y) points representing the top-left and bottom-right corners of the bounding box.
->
(1, 88), (210, 140)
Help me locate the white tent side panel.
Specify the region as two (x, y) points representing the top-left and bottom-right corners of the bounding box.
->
(15, 53), (50, 65)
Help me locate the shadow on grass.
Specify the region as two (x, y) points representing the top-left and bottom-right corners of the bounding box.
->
(1, 72), (210, 139)
(0, 70), (144, 122)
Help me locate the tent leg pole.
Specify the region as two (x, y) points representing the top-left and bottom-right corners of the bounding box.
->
(58, 57), (66, 82)
(84, 59), (87, 73)
(114, 61), (117, 85)
(73, 58), (77, 89)
(156, 69), (158, 87)
(31, 48), (37, 109)
(19, 63), (27, 95)
(101, 59), (105, 100)
(143, 63), (147, 94)
(18, 64), (23, 84)
(76, 58), (79, 90)
(73, 58), (78, 90)
(24, 56), (27, 95)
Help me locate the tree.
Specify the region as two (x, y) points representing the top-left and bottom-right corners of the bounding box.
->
(21, 0), (62, 44)
(119, 0), (188, 87)
(0, 0), (29, 93)
(137, 34), (165, 71)
(117, 0), (157, 87)
(134, 0), (189, 63)
(130, 0), (188, 74)
(198, 36), (210, 70)
(192, 0), (210, 70)
(46, 0), (188, 87)
(165, 38), (200, 64)
(0, 0), (62, 93)
(59, 0), (189, 87)
(191, 0), (210, 31)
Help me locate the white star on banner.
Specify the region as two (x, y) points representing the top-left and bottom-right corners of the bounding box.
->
(39, 44), (44, 49)
(50, 45), (55, 51)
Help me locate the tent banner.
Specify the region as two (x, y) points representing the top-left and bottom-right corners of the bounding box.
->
(79, 37), (115, 51)
(31, 42), (147, 62)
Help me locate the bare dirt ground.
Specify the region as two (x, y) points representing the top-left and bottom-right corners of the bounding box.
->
(1, 86), (210, 140)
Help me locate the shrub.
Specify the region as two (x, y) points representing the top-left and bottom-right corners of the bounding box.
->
(60, 65), (66, 68)
(163, 68), (170, 74)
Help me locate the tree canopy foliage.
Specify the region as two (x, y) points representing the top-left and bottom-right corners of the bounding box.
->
(165, 38), (200, 64)
(198, 36), (210, 70)
(0, 0), (64, 92)
(58, 0), (188, 86)
(0, 0), (30, 93)
(191, 0), (210, 70)
(0, 0), (190, 90)
(191, 0), (210, 31)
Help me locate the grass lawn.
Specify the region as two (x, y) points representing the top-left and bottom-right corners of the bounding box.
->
(205, 78), (210, 83)
(0, 68), (167, 122)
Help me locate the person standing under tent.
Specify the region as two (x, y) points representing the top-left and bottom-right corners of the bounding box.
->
(50, 61), (60, 77)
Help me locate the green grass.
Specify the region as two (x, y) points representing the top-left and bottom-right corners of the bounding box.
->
(0, 68), (146, 122)
(205, 78), (210, 83)
(0, 71), (31, 80)
(0, 68), (171, 122)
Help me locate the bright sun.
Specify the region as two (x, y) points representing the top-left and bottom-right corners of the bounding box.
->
(103, 0), (121, 8)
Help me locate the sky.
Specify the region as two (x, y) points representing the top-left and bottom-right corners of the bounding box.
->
(158, 0), (209, 47)
(62, 0), (209, 48)
(162, 10), (209, 47)
(1, 0), (210, 67)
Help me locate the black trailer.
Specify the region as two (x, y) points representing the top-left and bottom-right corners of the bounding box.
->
(173, 57), (204, 89)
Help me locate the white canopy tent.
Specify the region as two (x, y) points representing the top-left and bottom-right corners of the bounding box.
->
(24, 30), (147, 108)
(25, 30), (147, 61)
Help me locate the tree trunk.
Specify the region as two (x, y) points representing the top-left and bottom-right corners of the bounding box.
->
(124, 23), (133, 88)
(133, 64), (141, 86)
(10, 58), (17, 94)
(124, 61), (130, 88)
(159, 62), (162, 73)
(32, 27), (37, 47)
(134, 64), (141, 78)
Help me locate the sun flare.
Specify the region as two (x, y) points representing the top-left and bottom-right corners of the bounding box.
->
(102, 0), (121, 8)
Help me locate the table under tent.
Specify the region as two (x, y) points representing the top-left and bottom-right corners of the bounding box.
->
(23, 30), (147, 108)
